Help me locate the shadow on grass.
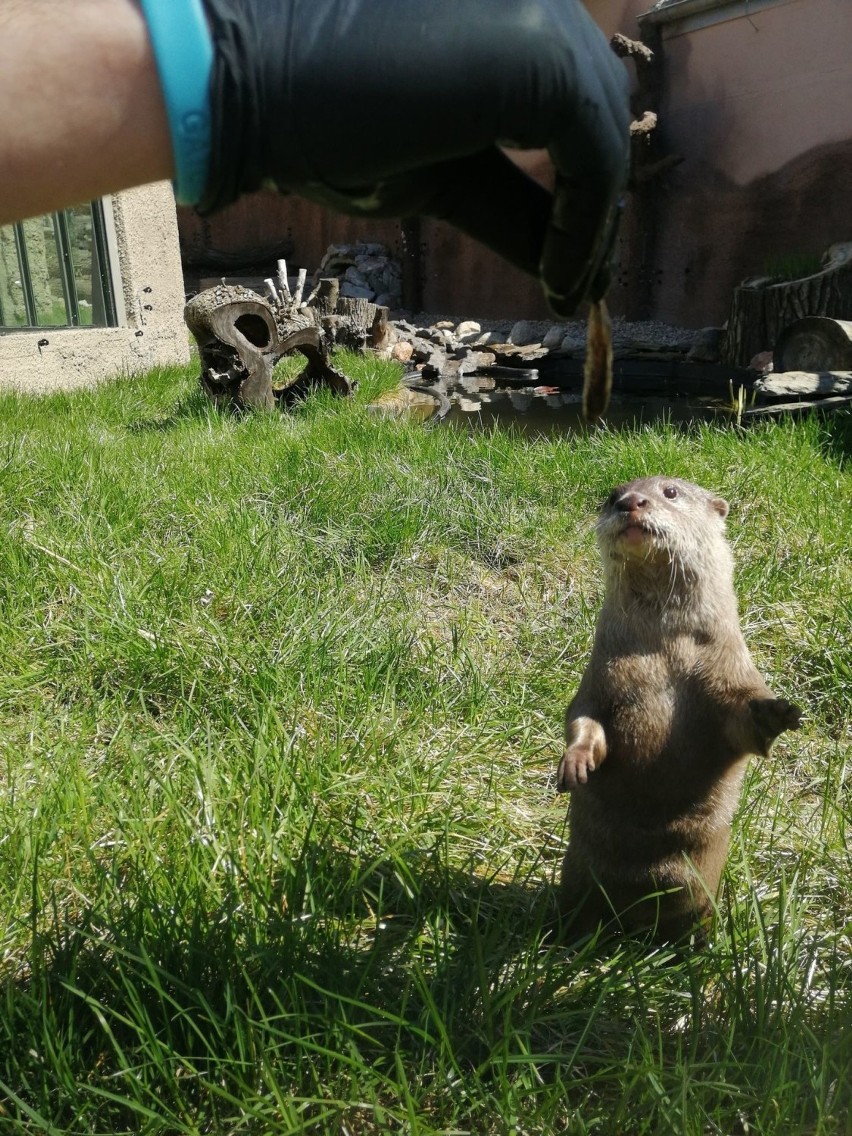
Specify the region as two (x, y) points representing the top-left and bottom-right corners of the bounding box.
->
(4, 845), (847, 1132)
(816, 406), (852, 465)
(126, 389), (228, 433)
(0, 846), (674, 1126)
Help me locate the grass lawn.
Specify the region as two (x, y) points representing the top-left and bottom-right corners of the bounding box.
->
(0, 354), (849, 1134)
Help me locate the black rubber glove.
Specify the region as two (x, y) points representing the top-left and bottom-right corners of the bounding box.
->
(197, 0), (630, 315)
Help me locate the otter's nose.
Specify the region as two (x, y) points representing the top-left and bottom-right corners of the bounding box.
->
(616, 491), (649, 513)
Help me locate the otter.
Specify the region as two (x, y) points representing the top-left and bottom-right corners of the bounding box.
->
(555, 476), (802, 943)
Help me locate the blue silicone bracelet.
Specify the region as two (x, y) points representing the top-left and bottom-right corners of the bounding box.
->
(138, 0), (214, 206)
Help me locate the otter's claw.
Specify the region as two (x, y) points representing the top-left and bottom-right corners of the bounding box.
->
(750, 697), (803, 744)
(557, 745), (597, 792)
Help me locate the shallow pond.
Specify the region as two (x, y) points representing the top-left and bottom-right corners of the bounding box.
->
(372, 370), (735, 436)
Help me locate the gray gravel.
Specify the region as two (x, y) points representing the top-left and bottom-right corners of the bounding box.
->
(399, 311), (708, 356)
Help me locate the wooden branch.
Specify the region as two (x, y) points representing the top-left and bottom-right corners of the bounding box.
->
(276, 259), (291, 301)
(293, 268), (307, 307)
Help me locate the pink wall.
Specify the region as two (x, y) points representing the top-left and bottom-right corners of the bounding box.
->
(588, 0), (852, 324)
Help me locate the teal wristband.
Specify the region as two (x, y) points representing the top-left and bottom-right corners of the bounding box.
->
(138, 0), (214, 206)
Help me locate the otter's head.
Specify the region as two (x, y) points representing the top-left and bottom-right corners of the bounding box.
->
(596, 476), (731, 588)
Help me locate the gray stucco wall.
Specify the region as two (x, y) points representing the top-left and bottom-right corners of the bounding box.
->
(0, 182), (190, 394)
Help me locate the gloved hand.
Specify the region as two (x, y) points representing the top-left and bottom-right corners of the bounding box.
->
(197, 0), (630, 316)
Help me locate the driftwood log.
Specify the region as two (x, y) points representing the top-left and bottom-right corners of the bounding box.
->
(184, 277), (390, 412)
(725, 243), (852, 368)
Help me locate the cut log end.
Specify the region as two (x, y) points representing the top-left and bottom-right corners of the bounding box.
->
(773, 317), (852, 373)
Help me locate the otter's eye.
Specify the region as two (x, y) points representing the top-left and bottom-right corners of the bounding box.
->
(663, 486), (679, 500)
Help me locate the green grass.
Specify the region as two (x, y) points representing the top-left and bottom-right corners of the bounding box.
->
(0, 353), (849, 1134)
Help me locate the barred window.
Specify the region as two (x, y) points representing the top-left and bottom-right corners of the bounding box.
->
(0, 201), (117, 331)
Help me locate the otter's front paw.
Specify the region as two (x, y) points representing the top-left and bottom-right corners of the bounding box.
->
(557, 745), (597, 792)
(750, 697), (803, 743)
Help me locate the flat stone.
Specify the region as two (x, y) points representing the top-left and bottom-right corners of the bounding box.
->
(456, 350), (497, 374)
(491, 342), (550, 364)
(755, 371), (852, 397)
(409, 337), (438, 362)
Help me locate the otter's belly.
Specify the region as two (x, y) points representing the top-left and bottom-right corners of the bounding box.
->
(600, 658), (745, 779)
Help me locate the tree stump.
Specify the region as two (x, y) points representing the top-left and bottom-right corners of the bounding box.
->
(724, 243), (852, 367)
(184, 284), (354, 412)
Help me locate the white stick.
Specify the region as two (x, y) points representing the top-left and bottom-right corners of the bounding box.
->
(303, 280), (321, 307)
(276, 259), (292, 300)
(293, 267), (307, 307)
(265, 277), (280, 305)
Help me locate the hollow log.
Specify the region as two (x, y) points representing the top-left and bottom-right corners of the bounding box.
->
(184, 284), (353, 412)
(724, 243), (852, 367)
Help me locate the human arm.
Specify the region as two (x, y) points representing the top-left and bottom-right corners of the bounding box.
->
(0, 0), (173, 226)
(0, 0), (630, 316)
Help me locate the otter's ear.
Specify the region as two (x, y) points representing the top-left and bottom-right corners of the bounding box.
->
(710, 496), (730, 519)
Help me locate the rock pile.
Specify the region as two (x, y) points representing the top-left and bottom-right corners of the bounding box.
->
(384, 313), (721, 380)
(313, 242), (402, 308)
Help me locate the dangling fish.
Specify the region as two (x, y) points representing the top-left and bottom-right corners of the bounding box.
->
(582, 299), (613, 423)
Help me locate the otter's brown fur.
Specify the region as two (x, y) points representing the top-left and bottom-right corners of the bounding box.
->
(556, 476), (801, 943)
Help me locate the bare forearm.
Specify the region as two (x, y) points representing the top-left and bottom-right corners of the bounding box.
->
(0, 0), (173, 224)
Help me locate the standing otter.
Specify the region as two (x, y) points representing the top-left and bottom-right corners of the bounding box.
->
(556, 476), (801, 943)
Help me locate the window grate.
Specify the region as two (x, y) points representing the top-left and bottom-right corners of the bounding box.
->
(0, 200), (118, 332)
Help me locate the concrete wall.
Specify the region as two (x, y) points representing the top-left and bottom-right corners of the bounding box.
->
(0, 183), (190, 394)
